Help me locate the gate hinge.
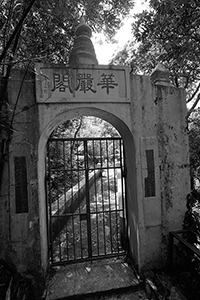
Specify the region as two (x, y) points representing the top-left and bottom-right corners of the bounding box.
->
(122, 167), (127, 178)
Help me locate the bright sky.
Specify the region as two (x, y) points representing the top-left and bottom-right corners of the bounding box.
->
(92, 0), (149, 64)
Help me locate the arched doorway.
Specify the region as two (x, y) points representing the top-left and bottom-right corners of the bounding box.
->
(46, 116), (127, 265)
(38, 107), (138, 272)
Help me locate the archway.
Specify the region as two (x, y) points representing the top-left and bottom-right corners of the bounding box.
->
(38, 107), (138, 273)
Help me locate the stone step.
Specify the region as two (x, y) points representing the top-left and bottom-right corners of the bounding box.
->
(44, 258), (143, 300)
(46, 285), (146, 300)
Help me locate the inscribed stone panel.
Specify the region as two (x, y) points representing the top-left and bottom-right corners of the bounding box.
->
(35, 64), (130, 103)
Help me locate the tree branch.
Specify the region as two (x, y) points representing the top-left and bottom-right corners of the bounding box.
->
(187, 81), (200, 103)
(2, 0), (14, 75)
(10, 61), (31, 129)
(0, 0), (37, 65)
(73, 118), (83, 140)
(0, 20), (23, 112)
(71, 118), (83, 155)
(187, 93), (200, 119)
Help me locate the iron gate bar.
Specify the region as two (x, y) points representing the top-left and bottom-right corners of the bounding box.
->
(50, 208), (124, 219)
(76, 140), (84, 260)
(48, 137), (124, 141)
(120, 141), (128, 248)
(57, 141), (62, 261)
(114, 139), (118, 252)
(93, 140), (100, 256)
(113, 139), (119, 252)
(63, 140), (69, 260)
(106, 139), (113, 254)
(84, 140), (92, 259)
(120, 139), (126, 249)
(47, 141), (53, 263)
(47, 137), (128, 265)
(113, 139), (118, 254)
(100, 139), (106, 255)
(45, 157), (50, 260)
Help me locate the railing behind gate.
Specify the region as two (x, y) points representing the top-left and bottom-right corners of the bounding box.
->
(168, 230), (200, 271)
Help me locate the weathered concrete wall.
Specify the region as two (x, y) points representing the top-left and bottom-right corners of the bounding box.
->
(130, 74), (190, 270)
(0, 70), (42, 289)
(0, 78), (9, 260)
(36, 63), (189, 275)
(0, 64), (190, 287)
(0, 144), (10, 260)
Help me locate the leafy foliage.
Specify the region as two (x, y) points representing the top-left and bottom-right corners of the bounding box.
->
(0, 259), (35, 300)
(0, 0), (134, 69)
(112, 0), (200, 111)
(178, 110), (200, 274)
(51, 116), (120, 139)
(188, 108), (200, 183)
(177, 190), (200, 275)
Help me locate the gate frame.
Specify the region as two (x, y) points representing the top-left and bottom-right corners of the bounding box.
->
(38, 107), (138, 274)
(46, 136), (128, 265)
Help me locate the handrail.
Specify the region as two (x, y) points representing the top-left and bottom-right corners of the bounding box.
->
(168, 230), (200, 268)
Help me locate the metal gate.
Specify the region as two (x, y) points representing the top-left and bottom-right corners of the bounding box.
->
(46, 137), (127, 265)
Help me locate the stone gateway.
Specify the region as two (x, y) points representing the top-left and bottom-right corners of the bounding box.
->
(0, 22), (190, 290)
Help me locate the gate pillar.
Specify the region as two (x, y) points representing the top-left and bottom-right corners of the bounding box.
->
(128, 64), (190, 271)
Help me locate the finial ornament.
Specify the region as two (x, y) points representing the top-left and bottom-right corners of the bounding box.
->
(151, 63), (172, 86)
(69, 18), (98, 66)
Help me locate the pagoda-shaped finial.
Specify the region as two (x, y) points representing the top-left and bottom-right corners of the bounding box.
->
(69, 18), (98, 66)
(151, 63), (172, 86)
